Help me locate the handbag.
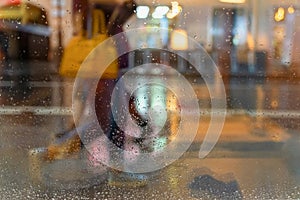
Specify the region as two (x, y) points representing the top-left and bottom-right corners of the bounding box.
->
(59, 9), (118, 79)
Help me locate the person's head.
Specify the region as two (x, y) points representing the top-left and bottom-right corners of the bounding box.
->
(107, 0), (136, 35)
(116, 0), (136, 25)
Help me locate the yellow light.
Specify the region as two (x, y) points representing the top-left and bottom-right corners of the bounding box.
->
(170, 29), (188, 50)
(167, 1), (182, 19)
(278, 7), (285, 15)
(288, 6), (295, 14)
(274, 7), (285, 22)
(271, 100), (278, 108)
(247, 33), (254, 51)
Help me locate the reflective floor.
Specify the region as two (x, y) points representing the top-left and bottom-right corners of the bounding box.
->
(0, 74), (300, 199)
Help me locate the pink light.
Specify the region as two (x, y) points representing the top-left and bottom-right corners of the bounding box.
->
(0, 0), (21, 7)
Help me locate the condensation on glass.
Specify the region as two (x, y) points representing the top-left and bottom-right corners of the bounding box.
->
(0, 0), (299, 199)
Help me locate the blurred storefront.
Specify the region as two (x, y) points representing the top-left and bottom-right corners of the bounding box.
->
(6, 0), (298, 78)
(127, 0), (300, 78)
(2, 0), (74, 55)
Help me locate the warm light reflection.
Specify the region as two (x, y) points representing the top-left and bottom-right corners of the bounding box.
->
(167, 1), (182, 19)
(247, 33), (254, 51)
(271, 100), (278, 109)
(288, 6), (295, 14)
(166, 91), (180, 141)
(275, 7), (285, 22)
(170, 29), (188, 50)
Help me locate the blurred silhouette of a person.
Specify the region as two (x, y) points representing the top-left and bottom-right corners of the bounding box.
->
(48, 0), (135, 156)
(94, 0), (136, 149)
(93, 0), (148, 186)
(48, 0), (147, 186)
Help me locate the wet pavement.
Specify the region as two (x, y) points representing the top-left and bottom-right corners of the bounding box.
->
(0, 76), (300, 199)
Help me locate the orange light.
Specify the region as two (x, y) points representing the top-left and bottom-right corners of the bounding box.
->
(288, 6), (295, 14)
(167, 1), (182, 19)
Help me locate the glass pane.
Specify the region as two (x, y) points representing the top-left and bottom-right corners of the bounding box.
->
(0, 0), (300, 199)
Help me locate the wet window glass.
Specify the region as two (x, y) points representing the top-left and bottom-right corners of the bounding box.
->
(0, 0), (300, 199)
